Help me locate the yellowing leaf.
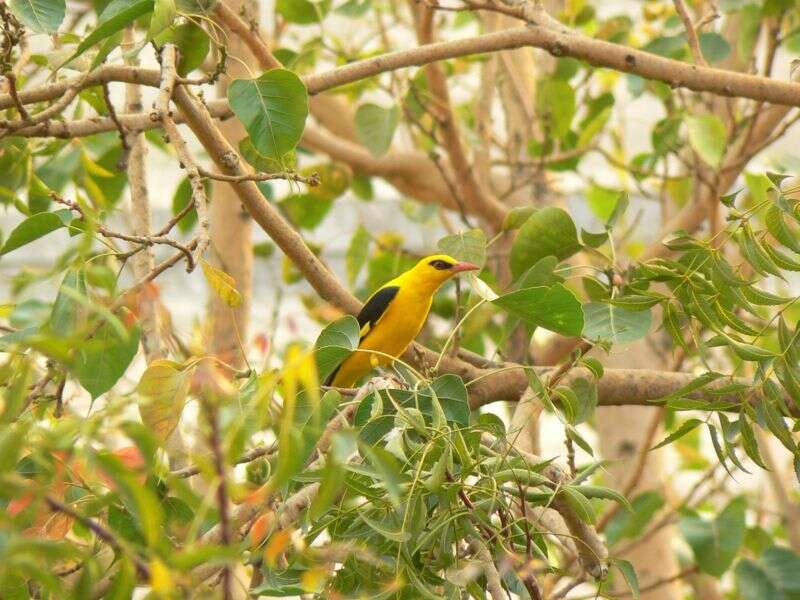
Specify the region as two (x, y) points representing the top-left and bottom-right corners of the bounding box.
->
(250, 512), (275, 549)
(264, 529), (293, 567)
(80, 151), (115, 178)
(301, 566), (329, 593)
(201, 259), (242, 307)
(149, 559), (174, 595)
(137, 360), (193, 443)
(686, 115), (726, 169)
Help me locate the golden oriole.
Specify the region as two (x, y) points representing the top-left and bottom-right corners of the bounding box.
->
(326, 254), (479, 387)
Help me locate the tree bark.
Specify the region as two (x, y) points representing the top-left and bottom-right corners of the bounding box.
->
(209, 0), (256, 365)
(595, 338), (681, 600)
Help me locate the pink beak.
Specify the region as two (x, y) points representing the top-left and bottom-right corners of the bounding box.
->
(452, 261), (480, 273)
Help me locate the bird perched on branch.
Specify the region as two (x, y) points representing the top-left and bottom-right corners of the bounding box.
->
(326, 254), (479, 388)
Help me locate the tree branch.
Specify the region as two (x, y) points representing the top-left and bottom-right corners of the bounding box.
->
(158, 44), (210, 266)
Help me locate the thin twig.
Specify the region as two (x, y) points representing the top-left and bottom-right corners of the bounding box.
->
(101, 79), (130, 167)
(5, 72), (27, 118)
(171, 443), (276, 479)
(673, 0), (707, 66)
(159, 44), (209, 267)
(197, 166), (320, 186)
(44, 495), (150, 578)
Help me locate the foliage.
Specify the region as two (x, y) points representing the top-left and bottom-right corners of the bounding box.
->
(1, 0), (800, 599)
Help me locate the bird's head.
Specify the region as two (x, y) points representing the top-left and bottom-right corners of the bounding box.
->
(412, 254), (480, 288)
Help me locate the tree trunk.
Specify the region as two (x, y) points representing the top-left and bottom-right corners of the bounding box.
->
(209, 0), (256, 366)
(595, 338), (681, 600)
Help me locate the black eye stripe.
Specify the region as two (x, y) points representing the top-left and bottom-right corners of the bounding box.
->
(429, 259), (453, 270)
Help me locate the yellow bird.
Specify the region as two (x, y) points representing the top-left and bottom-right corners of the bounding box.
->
(326, 254), (479, 388)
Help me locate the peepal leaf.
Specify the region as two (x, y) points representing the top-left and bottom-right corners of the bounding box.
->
(736, 546), (800, 600)
(201, 260), (242, 307)
(137, 360), (193, 442)
(49, 268), (88, 337)
(437, 229), (486, 268)
(582, 303), (652, 343)
(355, 103), (400, 157)
(10, 0), (65, 33)
(679, 496), (746, 576)
(493, 284), (584, 336)
(314, 315), (360, 383)
(227, 69), (309, 161)
(510, 207), (582, 279)
(74, 314), (140, 399)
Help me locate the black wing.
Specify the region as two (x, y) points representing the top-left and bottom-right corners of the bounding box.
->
(324, 285), (399, 386)
(356, 285), (400, 340)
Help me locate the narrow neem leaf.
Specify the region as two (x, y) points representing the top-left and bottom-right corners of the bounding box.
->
(757, 396), (796, 453)
(662, 301), (689, 352)
(660, 371), (723, 403)
(736, 225), (783, 279)
(615, 559), (640, 599)
(560, 487), (596, 524)
(741, 285), (790, 306)
(652, 418), (703, 449)
(766, 205), (800, 254)
(738, 414), (767, 470)
(707, 423), (734, 478)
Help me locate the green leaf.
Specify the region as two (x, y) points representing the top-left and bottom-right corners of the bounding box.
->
(437, 229), (486, 269)
(276, 0), (331, 23)
(582, 303), (651, 343)
(68, 0), (155, 64)
(49, 268), (88, 337)
(537, 79), (575, 138)
(314, 315), (360, 383)
(10, 0), (65, 33)
(509, 207), (582, 279)
(147, 0), (175, 38)
(171, 177), (199, 234)
(586, 183), (622, 222)
(280, 193), (332, 230)
(737, 4), (761, 61)
(502, 206), (536, 231)
(74, 315), (140, 399)
(652, 418), (703, 449)
(560, 487), (596, 524)
(736, 558), (782, 600)
(493, 283), (584, 336)
(566, 377), (597, 424)
(155, 22), (210, 76)
(698, 32), (731, 63)
(227, 69), (309, 161)
(251, 568), (306, 597)
(0, 209), (71, 256)
(354, 103), (400, 157)
(766, 206), (800, 254)
(606, 491), (664, 546)
(679, 496), (746, 576)
(577, 485), (632, 511)
(346, 224), (370, 285)
(615, 559), (639, 599)
(686, 114), (726, 169)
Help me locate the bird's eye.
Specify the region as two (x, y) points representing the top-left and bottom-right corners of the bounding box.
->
(429, 259), (453, 270)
